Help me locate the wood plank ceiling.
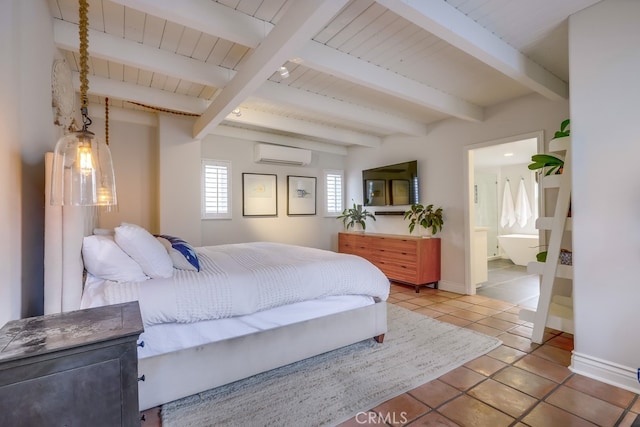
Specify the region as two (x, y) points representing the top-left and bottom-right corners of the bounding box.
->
(47, 0), (601, 148)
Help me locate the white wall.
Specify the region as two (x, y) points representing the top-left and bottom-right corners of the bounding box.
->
(346, 93), (568, 292)
(93, 113), (159, 232)
(199, 134), (347, 251)
(158, 114), (202, 245)
(570, 0), (640, 392)
(153, 115), (347, 251)
(0, 0), (58, 323)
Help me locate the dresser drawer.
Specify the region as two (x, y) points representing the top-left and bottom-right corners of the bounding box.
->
(370, 236), (417, 252)
(369, 247), (417, 264)
(338, 233), (370, 257)
(374, 261), (418, 283)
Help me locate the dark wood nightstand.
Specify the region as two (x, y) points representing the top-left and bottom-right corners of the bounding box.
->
(0, 302), (144, 427)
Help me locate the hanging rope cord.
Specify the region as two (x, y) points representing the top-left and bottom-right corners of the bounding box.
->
(80, 0), (200, 124)
(105, 97), (109, 145)
(78, 0), (92, 132)
(125, 100), (201, 117)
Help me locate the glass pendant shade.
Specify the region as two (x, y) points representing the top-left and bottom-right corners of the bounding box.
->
(50, 130), (117, 206)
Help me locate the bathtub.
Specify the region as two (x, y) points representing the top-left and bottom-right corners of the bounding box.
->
(497, 234), (539, 266)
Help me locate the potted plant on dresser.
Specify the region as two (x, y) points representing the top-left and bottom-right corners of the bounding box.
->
(337, 202), (376, 231)
(403, 203), (444, 236)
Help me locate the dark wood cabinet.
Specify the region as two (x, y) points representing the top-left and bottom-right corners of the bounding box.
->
(339, 232), (441, 292)
(0, 302), (144, 427)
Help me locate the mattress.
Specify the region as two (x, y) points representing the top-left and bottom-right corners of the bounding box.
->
(82, 277), (375, 358)
(88, 242), (390, 326)
(134, 295), (375, 359)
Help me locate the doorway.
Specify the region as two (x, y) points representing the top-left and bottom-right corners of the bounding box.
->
(464, 131), (544, 299)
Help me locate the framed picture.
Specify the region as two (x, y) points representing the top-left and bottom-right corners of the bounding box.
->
(242, 173), (277, 216)
(287, 175), (316, 215)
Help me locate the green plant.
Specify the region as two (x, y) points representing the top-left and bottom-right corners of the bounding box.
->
(403, 203), (444, 235)
(554, 119), (570, 138)
(337, 202), (376, 230)
(536, 249), (572, 264)
(528, 154), (564, 175)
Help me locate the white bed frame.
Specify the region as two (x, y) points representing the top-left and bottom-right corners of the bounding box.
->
(43, 154), (388, 411)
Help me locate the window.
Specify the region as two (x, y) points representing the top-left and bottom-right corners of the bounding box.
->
(324, 169), (344, 216)
(202, 159), (231, 219)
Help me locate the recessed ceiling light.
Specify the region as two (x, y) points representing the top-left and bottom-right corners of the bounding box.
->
(504, 152), (514, 157)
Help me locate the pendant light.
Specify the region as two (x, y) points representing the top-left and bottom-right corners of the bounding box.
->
(50, 0), (117, 206)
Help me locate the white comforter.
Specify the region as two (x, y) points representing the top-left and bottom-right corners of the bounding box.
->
(100, 242), (389, 326)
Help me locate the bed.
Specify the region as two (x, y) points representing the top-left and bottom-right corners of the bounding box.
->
(44, 156), (389, 411)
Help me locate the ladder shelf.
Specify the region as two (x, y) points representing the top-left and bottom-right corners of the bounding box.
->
(518, 136), (573, 343)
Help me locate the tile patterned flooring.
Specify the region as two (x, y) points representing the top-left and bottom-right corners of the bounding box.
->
(476, 258), (540, 309)
(336, 283), (640, 426)
(142, 273), (640, 426)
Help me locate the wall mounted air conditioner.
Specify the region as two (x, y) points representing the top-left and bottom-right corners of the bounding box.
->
(254, 143), (312, 166)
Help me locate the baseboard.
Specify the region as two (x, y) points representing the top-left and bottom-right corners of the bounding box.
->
(571, 351), (640, 394)
(438, 280), (466, 295)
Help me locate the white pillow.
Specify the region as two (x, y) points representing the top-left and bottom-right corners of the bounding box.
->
(82, 235), (148, 282)
(114, 223), (174, 278)
(156, 235), (200, 271)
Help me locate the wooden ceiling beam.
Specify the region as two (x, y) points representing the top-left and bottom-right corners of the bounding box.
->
(72, 72), (209, 114)
(192, 0), (349, 139)
(253, 84), (428, 136)
(54, 19), (228, 87)
(225, 108), (381, 148)
(299, 41), (484, 122)
(376, 0), (569, 100)
(210, 126), (349, 156)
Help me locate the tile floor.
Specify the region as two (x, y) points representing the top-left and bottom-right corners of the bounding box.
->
(476, 258), (539, 309)
(142, 281), (640, 427)
(336, 283), (640, 426)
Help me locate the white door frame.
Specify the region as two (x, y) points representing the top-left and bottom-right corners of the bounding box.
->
(463, 130), (545, 295)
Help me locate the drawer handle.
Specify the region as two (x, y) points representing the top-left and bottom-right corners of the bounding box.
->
(140, 415), (146, 422)
(138, 374), (146, 382)
(137, 341), (145, 348)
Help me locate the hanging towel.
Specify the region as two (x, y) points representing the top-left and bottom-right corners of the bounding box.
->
(500, 180), (516, 228)
(515, 178), (532, 227)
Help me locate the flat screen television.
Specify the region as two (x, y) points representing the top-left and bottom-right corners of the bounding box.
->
(362, 160), (419, 206)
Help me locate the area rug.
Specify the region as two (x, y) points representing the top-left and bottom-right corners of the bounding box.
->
(161, 304), (502, 426)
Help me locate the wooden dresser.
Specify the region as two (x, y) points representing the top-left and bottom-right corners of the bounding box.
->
(0, 302), (144, 427)
(339, 232), (441, 292)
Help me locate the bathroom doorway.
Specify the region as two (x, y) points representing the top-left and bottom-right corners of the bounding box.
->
(464, 131), (544, 301)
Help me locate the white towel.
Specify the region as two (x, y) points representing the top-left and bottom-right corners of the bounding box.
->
(500, 180), (516, 228)
(515, 179), (532, 227)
